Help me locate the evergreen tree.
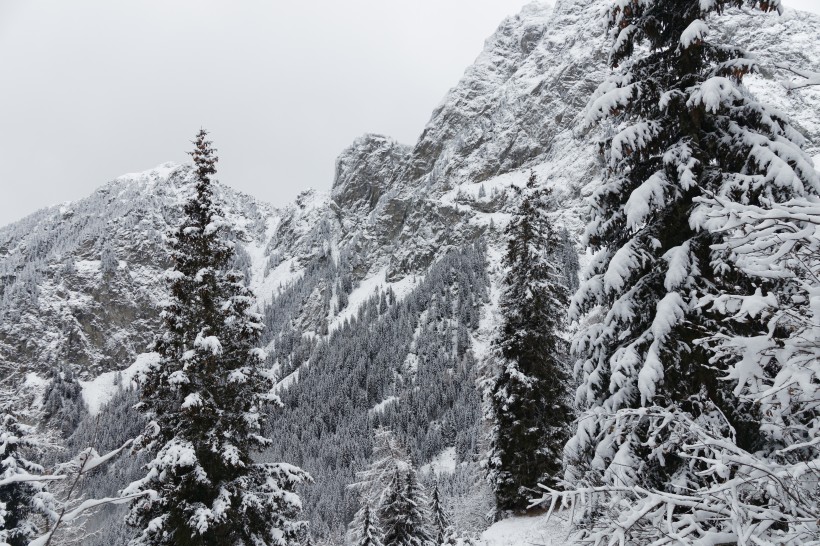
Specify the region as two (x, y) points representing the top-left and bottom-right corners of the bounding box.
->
(486, 172), (572, 511)
(558, 227), (580, 294)
(561, 0), (819, 542)
(378, 469), (433, 546)
(100, 242), (118, 277)
(0, 411), (57, 546)
(429, 483), (454, 546)
(352, 504), (383, 546)
(42, 365), (87, 438)
(125, 130), (309, 546)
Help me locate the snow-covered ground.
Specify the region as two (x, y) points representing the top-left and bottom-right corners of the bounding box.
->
(480, 510), (573, 546)
(80, 352), (158, 415)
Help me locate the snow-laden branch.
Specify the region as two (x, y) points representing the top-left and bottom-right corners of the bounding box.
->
(29, 437), (144, 546)
(775, 62), (820, 90)
(535, 408), (820, 545)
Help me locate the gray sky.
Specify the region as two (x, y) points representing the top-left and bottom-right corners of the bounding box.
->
(1, 0), (819, 226)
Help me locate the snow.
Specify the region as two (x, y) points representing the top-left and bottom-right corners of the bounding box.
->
(329, 267), (417, 333)
(80, 352), (159, 416)
(194, 333), (222, 355)
(74, 260), (101, 274)
(420, 446), (457, 476)
(116, 161), (180, 184)
(479, 510), (572, 546)
(368, 396), (399, 415)
(680, 19), (709, 48)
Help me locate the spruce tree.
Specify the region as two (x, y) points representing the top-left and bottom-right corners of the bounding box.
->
(125, 130), (309, 546)
(486, 172), (572, 511)
(429, 483), (453, 546)
(378, 469), (433, 546)
(0, 411), (56, 546)
(352, 504), (383, 546)
(562, 0), (818, 542)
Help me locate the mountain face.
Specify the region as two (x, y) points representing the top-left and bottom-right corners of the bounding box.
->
(2, 1), (819, 543)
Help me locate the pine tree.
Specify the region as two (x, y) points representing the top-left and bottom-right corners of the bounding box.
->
(0, 411), (57, 546)
(486, 172), (572, 511)
(429, 483), (453, 546)
(559, 0), (819, 542)
(125, 130), (309, 546)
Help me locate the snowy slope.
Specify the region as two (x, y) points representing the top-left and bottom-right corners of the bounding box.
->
(480, 510), (572, 546)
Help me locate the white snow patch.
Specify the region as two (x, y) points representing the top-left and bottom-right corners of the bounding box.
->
(329, 268), (418, 333)
(274, 369), (300, 393)
(368, 396), (399, 415)
(420, 446), (457, 476)
(81, 352), (159, 416)
(480, 510), (573, 546)
(74, 260), (101, 274)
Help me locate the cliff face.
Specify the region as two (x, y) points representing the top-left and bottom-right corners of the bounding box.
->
(2, 0), (818, 388)
(1, 3), (819, 539)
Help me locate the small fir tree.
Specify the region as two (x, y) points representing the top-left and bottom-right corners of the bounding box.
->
(125, 130), (309, 546)
(378, 469), (433, 546)
(486, 172), (572, 511)
(429, 483), (454, 546)
(352, 504), (383, 546)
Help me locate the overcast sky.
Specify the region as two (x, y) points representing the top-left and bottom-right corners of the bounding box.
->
(1, 0), (819, 226)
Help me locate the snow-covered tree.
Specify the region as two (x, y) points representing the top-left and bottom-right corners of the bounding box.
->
(553, 0), (820, 543)
(125, 129), (309, 546)
(350, 504), (383, 546)
(486, 172), (571, 511)
(0, 411), (57, 546)
(378, 469), (433, 546)
(429, 483), (454, 546)
(100, 243), (118, 277)
(42, 366), (86, 438)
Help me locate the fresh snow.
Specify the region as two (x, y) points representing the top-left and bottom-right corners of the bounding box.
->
(80, 352), (159, 416)
(368, 395), (399, 415)
(329, 267), (417, 332)
(480, 510), (572, 546)
(420, 446), (457, 476)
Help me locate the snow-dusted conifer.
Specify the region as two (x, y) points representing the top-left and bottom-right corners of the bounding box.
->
(429, 483), (454, 546)
(486, 172), (571, 511)
(378, 469), (433, 546)
(125, 129), (309, 546)
(351, 504), (383, 546)
(348, 428), (409, 544)
(100, 243), (118, 277)
(0, 411), (57, 546)
(558, 0), (820, 542)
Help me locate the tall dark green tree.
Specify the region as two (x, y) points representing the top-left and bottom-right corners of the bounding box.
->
(125, 130), (309, 546)
(486, 172), (572, 512)
(562, 0), (818, 542)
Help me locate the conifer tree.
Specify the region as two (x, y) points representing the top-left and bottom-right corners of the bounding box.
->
(0, 411), (57, 546)
(378, 469), (433, 546)
(352, 504), (383, 546)
(125, 129), (309, 546)
(559, 0), (819, 542)
(429, 483), (453, 546)
(486, 172), (572, 511)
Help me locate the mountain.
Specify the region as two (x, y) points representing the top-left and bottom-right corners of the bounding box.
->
(1, 1), (819, 544)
